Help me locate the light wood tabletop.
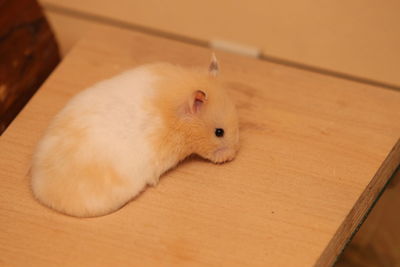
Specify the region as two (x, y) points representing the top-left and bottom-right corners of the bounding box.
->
(1, 27), (399, 267)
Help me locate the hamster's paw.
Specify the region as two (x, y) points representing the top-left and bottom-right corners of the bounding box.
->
(210, 147), (237, 164)
(147, 175), (160, 186)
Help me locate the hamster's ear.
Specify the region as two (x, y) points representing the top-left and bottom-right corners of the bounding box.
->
(209, 53), (219, 77)
(188, 90), (207, 114)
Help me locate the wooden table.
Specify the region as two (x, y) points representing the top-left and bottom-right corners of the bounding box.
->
(1, 27), (399, 267)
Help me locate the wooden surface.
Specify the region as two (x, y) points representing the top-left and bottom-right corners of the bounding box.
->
(40, 0), (400, 87)
(0, 0), (60, 134)
(336, 167), (400, 267)
(0, 27), (400, 267)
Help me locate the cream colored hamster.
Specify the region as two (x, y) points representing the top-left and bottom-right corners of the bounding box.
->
(31, 55), (239, 217)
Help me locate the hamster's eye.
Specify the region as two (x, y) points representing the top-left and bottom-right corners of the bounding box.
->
(215, 128), (224, 138)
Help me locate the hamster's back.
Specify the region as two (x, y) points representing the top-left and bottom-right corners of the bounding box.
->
(31, 66), (161, 217)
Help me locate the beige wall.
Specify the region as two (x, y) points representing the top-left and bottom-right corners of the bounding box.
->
(41, 0), (400, 87)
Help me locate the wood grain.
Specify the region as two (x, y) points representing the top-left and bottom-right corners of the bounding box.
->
(0, 0), (60, 134)
(0, 27), (399, 267)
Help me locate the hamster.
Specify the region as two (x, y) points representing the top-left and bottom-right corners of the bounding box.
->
(31, 54), (240, 217)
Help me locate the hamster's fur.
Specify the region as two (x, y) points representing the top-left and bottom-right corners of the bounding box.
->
(31, 56), (239, 217)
